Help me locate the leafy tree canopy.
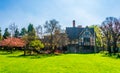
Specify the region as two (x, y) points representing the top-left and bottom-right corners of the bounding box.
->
(89, 25), (103, 47)
(29, 40), (44, 50)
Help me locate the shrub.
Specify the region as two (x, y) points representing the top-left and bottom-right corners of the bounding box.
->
(29, 40), (44, 50)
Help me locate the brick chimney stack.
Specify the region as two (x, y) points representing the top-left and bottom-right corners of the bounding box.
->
(73, 20), (75, 27)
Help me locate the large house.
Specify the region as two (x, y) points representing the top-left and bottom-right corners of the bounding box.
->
(66, 20), (95, 53)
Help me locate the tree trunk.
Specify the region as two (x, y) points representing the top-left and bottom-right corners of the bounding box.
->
(11, 48), (13, 53)
(113, 40), (118, 54)
(107, 39), (111, 55)
(30, 48), (32, 55)
(50, 33), (53, 49)
(24, 46), (26, 56)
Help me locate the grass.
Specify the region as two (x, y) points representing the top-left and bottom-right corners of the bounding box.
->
(0, 51), (120, 73)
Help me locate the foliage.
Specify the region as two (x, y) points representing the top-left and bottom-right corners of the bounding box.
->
(28, 23), (36, 40)
(14, 28), (20, 37)
(89, 25), (103, 48)
(20, 28), (27, 36)
(0, 37), (26, 47)
(3, 28), (10, 39)
(36, 25), (42, 38)
(21, 24), (36, 55)
(0, 27), (2, 40)
(44, 19), (60, 33)
(1, 52), (120, 73)
(44, 19), (61, 49)
(53, 29), (68, 47)
(29, 40), (44, 50)
(101, 17), (120, 54)
(9, 23), (17, 37)
(28, 23), (35, 33)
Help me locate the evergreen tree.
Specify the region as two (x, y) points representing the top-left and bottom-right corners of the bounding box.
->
(3, 28), (10, 39)
(14, 28), (20, 37)
(20, 28), (27, 36)
(28, 23), (35, 33)
(28, 23), (36, 40)
(0, 27), (2, 40)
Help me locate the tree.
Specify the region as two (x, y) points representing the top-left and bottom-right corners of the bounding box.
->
(14, 28), (20, 37)
(28, 23), (35, 33)
(0, 37), (26, 53)
(53, 29), (68, 48)
(101, 21), (112, 54)
(101, 17), (120, 54)
(20, 28), (27, 36)
(36, 25), (42, 38)
(105, 17), (120, 54)
(22, 23), (36, 55)
(22, 35), (28, 55)
(89, 25), (103, 49)
(29, 40), (44, 50)
(3, 28), (10, 39)
(29, 40), (44, 54)
(0, 27), (2, 40)
(28, 23), (36, 40)
(44, 19), (60, 49)
(9, 23), (17, 37)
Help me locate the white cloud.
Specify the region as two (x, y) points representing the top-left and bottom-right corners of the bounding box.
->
(1, 0), (120, 33)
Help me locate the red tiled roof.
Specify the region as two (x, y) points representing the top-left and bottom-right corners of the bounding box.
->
(0, 37), (26, 47)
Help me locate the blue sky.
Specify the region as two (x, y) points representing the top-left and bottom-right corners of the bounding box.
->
(0, 0), (120, 33)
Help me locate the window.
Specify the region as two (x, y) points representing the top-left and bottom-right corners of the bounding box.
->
(84, 38), (90, 42)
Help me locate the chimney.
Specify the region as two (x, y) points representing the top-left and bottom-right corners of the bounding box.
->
(73, 20), (75, 27)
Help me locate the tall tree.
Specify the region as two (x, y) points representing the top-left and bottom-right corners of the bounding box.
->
(24, 23), (36, 55)
(101, 17), (120, 54)
(9, 23), (17, 37)
(0, 27), (2, 40)
(105, 17), (120, 54)
(20, 28), (27, 36)
(14, 28), (20, 37)
(36, 25), (42, 38)
(3, 28), (10, 39)
(28, 23), (36, 39)
(53, 29), (68, 48)
(89, 25), (103, 49)
(44, 19), (60, 49)
(28, 23), (35, 33)
(101, 21), (112, 54)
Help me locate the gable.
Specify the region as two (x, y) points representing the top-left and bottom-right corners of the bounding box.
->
(79, 27), (95, 38)
(66, 26), (95, 40)
(66, 27), (84, 40)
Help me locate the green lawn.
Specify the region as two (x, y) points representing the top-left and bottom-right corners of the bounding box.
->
(0, 51), (120, 73)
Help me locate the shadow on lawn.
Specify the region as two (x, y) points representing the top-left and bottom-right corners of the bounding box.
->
(0, 51), (62, 59)
(7, 54), (62, 59)
(101, 53), (120, 59)
(66, 52), (96, 54)
(0, 52), (12, 55)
